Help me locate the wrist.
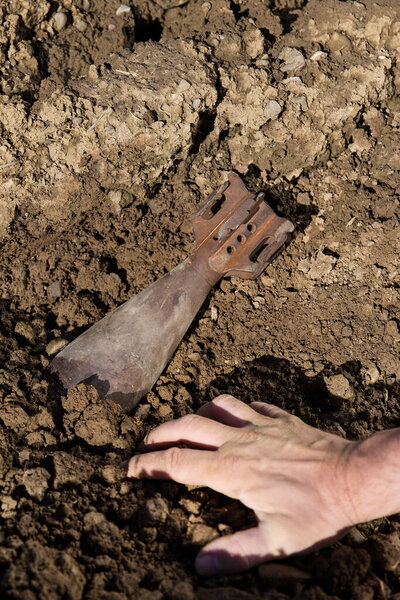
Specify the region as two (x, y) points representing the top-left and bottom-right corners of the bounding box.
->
(343, 429), (400, 525)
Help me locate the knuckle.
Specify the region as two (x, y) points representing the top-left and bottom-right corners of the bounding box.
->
(179, 414), (200, 429)
(213, 394), (238, 407)
(163, 446), (182, 471)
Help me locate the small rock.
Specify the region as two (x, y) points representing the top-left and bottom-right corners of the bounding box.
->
(109, 190), (122, 213)
(75, 19), (87, 32)
(119, 481), (132, 495)
(47, 281), (62, 298)
(101, 465), (122, 485)
(278, 47), (306, 72)
(362, 364), (380, 385)
(345, 527), (367, 545)
(14, 321), (35, 344)
(324, 374), (355, 401)
(291, 95), (308, 111)
(22, 468), (50, 501)
(282, 76), (302, 83)
(265, 100), (282, 120)
(46, 338), (68, 357)
(187, 523), (217, 545)
(53, 12), (68, 32)
(139, 527), (158, 543)
(142, 496), (169, 525)
(210, 306), (218, 321)
(116, 4), (131, 15)
(297, 192), (311, 205)
(179, 498), (201, 515)
(310, 50), (327, 61)
(191, 98), (201, 109)
(83, 511), (106, 529)
(341, 325), (353, 337)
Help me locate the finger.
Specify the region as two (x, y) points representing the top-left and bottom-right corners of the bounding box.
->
(195, 525), (271, 575)
(125, 447), (215, 487)
(250, 401), (289, 419)
(197, 394), (262, 427)
(141, 414), (235, 450)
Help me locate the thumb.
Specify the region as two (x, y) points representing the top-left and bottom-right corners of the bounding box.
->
(195, 525), (271, 576)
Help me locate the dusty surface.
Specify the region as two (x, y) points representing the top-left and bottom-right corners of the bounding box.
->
(1, 0), (400, 598)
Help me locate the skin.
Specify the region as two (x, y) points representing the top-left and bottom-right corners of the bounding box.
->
(123, 394), (400, 576)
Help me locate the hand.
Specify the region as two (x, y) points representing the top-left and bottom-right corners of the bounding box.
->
(123, 395), (359, 575)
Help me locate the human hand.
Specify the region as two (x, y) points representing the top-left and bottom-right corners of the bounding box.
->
(123, 395), (359, 575)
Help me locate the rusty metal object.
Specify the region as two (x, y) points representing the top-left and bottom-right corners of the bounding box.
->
(49, 173), (294, 412)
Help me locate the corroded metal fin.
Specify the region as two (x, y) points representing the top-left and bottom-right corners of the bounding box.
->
(191, 173), (294, 280)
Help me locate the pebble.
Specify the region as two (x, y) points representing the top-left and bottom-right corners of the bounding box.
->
(116, 4), (131, 15)
(53, 12), (68, 32)
(324, 374), (354, 401)
(187, 523), (217, 545)
(310, 50), (327, 61)
(75, 19), (88, 32)
(22, 468), (50, 501)
(101, 465), (122, 485)
(47, 280), (62, 298)
(297, 192), (311, 205)
(291, 95), (308, 110)
(83, 511), (106, 529)
(362, 364), (380, 385)
(46, 338), (68, 357)
(143, 497), (169, 524)
(179, 498), (201, 515)
(278, 47), (306, 72)
(191, 98), (201, 109)
(14, 321), (35, 344)
(265, 100), (282, 120)
(346, 527), (367, 545)
(341, 325), (353, 337)
(210, 306), (218, 321)
(282, 76), (302, 83)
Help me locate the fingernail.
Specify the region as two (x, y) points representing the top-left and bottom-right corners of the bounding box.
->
(195, 553), (219, 576)
(118, 460), (129, 475)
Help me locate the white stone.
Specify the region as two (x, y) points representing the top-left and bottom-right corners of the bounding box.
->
(116, 4), (131, 15)
(75, 19), (88, 32)
(265, 100), (282, 120)
(310, 50), (327, 61)
(282, 76), (302, 84)
(54, 12), (68, 32)
(291, 95), (308, 110)
(324, 374), (354, 401)
(278, 47), (306, 72)
(46, 338), (68, 356)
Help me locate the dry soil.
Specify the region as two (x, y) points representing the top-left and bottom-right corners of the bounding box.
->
(0, 0), (400, 598)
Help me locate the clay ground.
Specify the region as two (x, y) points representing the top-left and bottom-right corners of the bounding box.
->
(0, 0), (400, 598)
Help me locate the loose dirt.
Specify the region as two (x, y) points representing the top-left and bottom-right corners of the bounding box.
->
(0, 0), (400, 598)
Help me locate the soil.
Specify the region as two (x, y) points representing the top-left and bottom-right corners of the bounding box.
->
(0, 0), (400, 598)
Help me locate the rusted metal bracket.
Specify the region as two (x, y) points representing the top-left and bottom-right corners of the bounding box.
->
(190, 172), (294, 280)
